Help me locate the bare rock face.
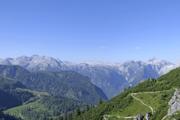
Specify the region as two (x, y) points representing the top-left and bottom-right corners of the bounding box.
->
(134, 114), (144, 120)
(134, 113), (150, 120)
(0, 55), (176, 98)
(168, 89), (180, 115)
(145, 112), (151, 120)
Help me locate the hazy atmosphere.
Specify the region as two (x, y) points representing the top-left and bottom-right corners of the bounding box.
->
(1, 0), (180, 62)
(0, 1), (180, 120)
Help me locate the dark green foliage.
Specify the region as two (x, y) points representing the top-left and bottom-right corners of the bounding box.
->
(130, 68), (180, 92)
(76, 108), (81, 116)
(0, 89), (21, 110)
(0, 65), (107, 119)
(0, 76), (25, 90)
(74, 67), (180, 120)
(40, 96), (85, 116)
(28, 71), (107, 104)
(98, 99), (104, 105)
(0, 65), (107, 104)
(20, 109), (50, 120)
(5, 94), (88, 120)
(10, 90), (34, 103)
(0, 111), (21, 120)
(74, 95), (133, 120)
(86, 105), (90, 111)
(0, 76), (34, 110)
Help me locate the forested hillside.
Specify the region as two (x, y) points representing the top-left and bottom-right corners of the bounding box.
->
(0, 65), (107, 120)
(0, 65), (107, 104)
(74, 68), (180, 120)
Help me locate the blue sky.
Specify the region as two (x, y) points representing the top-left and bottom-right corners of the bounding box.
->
(0, 0), (180, 62)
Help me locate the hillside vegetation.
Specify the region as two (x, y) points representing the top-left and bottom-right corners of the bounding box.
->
(74, 68), (180, 120)
(0, 65), (107, 104)
(5, 95), (85, 120)
(0, 69), (92, 120)
(0, 78), (86, 120)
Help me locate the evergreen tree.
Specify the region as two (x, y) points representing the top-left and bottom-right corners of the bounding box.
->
(76, 108), (81, 116)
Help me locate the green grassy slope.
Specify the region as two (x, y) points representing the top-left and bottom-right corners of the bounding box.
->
(3, 87), (50, 120)
(74, 68), (180, 120)
(5, 91), (85, 120)
(5, 100), (50, 120)
(134, 90), (173, 112)
(166, 111), (180, 120)
(0, 75), (86, 120)
(108, 95), (150, 117)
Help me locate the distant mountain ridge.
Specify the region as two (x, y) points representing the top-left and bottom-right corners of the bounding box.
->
(0, 65), (107, 104)
(74, 67), (180, 120)
(0, 55), (177, 98)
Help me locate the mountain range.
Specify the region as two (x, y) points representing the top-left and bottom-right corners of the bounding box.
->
(75, 67), (180, 120)
(0, 65), (107, 120)
(0, 65), (107, 104)
(0, 55), (176, 98)
(0, 55), (180, 120)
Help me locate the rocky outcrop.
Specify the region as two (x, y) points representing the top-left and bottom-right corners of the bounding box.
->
(168, 89), (180, 115)
(145, 112), (151, 120)
(134, 114), (144, 120)
(134, 112), (151, 120)
(0, 55), (176, 98)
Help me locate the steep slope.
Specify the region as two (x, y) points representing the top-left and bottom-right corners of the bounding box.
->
(0, 76), (34, 110)
(64, 60), (175, 98)
(0, 71), (90, 120)
(0, 111), (20, 120)
(65, 64), (129, 98)
(0, 65), (107, 104)
(5, 95), (86, 120)
(0, 55), (176, 98)
(74, 67), (180, 120)
(116, 59), (175, 85)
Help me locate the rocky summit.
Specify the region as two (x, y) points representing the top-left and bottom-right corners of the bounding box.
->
(0, 55), (177, 98)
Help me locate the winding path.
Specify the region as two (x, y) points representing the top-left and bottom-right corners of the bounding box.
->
(131, 93), (154, 114)
(103, 92), (155, 120)
(103, 90), (169, 120)
(161, 115), (168, 120)
(103, 115), (135, 120)
(103, 89), (177, 120)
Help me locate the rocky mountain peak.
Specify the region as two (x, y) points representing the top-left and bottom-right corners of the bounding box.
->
(0, 55), (177, 98)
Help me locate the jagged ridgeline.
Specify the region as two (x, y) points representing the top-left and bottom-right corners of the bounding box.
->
(74, 67), (180, 120)
(0, 55), (176, 99)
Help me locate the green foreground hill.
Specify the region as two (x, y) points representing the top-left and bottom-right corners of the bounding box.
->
(5, 93), (85, 120)
(0, 76), (87, 120)
(0, 65), (109, 120)
(74, 67), (180, 120)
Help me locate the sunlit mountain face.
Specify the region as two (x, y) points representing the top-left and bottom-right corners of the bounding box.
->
(0, 55), (176, 98)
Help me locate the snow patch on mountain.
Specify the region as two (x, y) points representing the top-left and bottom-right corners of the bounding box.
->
(0, 55), (177, 98)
